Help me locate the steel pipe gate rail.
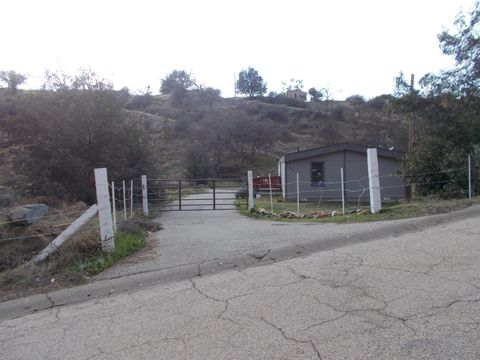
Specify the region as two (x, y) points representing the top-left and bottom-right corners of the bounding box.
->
(146, 178), (247, 211)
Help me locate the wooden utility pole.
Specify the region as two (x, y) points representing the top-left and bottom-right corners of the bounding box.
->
(408, 74), (415, 153)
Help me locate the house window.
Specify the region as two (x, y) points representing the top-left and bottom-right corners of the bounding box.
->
(311, 161), (325, 187)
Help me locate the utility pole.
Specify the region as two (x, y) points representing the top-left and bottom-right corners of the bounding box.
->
(408, 74), (415, 153)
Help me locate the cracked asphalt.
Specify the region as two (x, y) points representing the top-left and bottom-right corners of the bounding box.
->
(1, 204), (480, 359)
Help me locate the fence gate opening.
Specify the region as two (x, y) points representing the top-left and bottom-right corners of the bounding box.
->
(146, 178), (247, 211)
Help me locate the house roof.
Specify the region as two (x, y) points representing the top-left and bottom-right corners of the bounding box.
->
(282, 142), (405, 162)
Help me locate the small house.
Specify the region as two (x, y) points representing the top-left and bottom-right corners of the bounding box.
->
(281, 89), (307, 102)
(278, 143), (406, 202)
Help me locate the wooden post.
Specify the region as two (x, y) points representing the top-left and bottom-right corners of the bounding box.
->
(111, 181), (117, 232)
(367, 149), (382, 213)
(94, 168), (115, 251)
(247, 170), (254, 211)
(142, 175), (149, 216)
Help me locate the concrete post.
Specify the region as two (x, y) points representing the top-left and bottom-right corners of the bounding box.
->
(367, 149), (382, 214)
(130, 179), (134, 217)
(35, 205), (99, 263)
(341, 167), (345, 215)
(123, 180), (127, 220)
(296, 173), (300, 215)
(247, 170), (254, 211)
(142, 175), (149, 216)
(268, 173), (273, 214)
(94, 168), (115, 251)
(468, 154), (472, 199)
(111, 181), (117, 232)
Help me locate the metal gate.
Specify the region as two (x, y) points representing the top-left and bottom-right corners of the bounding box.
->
(147, 178), (247, 211)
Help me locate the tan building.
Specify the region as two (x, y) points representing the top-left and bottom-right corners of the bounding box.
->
(281, 89), (307, 101)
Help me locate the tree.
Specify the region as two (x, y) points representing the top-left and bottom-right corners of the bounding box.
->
(0, 70), (155, 203)
(345, 94), (365, 105)
(160, 70), (194, 94)
(0, 70), (27, 93)
(391, 3), (480, 196)
(308, 87), (324, 101)
(436, 1), (480, 96)
(236, 67), (267, 98)
(184, 143), (212, 179)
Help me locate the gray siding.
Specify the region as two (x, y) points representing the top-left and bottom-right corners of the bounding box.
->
(285, 150), (406, 202)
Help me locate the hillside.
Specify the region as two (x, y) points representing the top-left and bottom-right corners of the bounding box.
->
(125, 93), (407, 178)
(0, 89), (407, 197)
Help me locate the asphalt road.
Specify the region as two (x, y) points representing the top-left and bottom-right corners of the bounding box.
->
(1, 206), (480, 359)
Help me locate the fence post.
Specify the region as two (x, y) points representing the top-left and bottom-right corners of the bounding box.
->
(212, 179), (216, 210)
(248, 170), (254, 211)
(130, 179), (134, 217)
(367, 148), (382, 213)
(94, 168), (115, 251)
(296, 172), (300, 215)
(341, 167), (345, 215)
(178, 180), (182, 211)
(468, 154), (472, 199)
(142, 175), (149, 216)
(111, 181), (117, 232)
(268, 173), (273, 214)
(123, 180), (127, 220)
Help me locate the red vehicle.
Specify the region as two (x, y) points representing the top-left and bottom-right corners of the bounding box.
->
(253, 176), (281, 192)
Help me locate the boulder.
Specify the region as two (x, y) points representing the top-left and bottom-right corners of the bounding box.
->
(7, 204), (49, 225)
(312, 211), (329, 219)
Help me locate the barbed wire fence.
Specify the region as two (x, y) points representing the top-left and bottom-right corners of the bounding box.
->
(0, 168), (151, 262)
(253, 162), (476, 217)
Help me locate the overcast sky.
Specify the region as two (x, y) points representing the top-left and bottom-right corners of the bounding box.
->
(1, 0), (475, 99)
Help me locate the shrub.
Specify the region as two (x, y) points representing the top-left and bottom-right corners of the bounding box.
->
(0, 89), (156, 203)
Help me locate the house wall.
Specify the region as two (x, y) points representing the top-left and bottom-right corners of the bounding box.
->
(284, 150), (406, 202)
(285, 151), (344, 201)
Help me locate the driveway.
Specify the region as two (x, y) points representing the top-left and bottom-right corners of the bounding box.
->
(1, 207), (479, 359)
(98, 189), (480, 281)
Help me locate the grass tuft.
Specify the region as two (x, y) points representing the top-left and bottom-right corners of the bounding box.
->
(68, 231), (146, 276)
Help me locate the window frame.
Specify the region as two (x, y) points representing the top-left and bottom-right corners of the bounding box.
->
(310, 161), (325, 187)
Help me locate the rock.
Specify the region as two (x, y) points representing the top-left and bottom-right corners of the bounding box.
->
(356, 209), (370, 215)
(331, 210), (338, 217)
(7, 204), (49, 225)
(312, 211), (329, 219)
(257, 208), (267, 215)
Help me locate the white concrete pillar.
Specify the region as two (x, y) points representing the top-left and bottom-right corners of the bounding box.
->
(367, 148), (382, 213)
(94, 168), (115, 251)
(142, 175), (149, 216)
(248, 170), (254, 210)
